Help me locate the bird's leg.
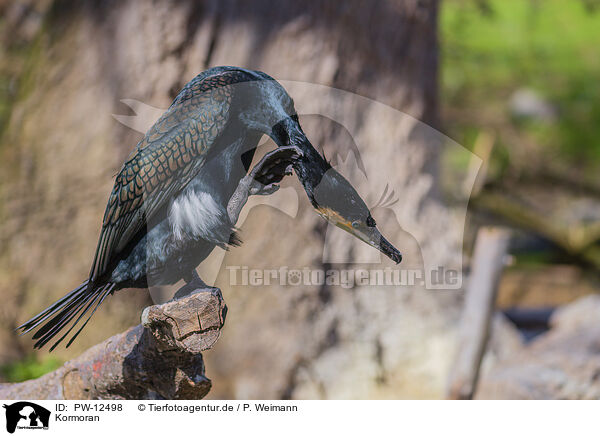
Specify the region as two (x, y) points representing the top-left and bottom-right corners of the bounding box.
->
(175, 147), (302, 300)
(227, 145), (302, 225)
(173, 269), (218, 300)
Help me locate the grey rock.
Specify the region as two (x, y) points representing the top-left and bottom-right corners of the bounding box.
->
(476, 295), (600, 399)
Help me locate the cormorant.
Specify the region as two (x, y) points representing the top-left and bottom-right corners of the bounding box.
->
(18, 66), (402, 351)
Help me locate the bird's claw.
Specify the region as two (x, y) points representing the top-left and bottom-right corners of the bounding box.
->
(249, 181), (280, 196)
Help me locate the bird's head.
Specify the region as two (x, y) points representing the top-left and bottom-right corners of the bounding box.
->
(272, 114), (402, 265)
(310, 166), (402, 264)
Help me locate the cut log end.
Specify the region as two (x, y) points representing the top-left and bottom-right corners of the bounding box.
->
(142, 287), (227, 353)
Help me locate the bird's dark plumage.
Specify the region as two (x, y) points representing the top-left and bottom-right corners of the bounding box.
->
(19, 67), (263, 350)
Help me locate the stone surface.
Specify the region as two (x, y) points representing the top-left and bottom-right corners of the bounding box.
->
(476, 295), (600, 399)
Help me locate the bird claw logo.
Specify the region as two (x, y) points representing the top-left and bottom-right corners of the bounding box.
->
(3, 402), (50, 433)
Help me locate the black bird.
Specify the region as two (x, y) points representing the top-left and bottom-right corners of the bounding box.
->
(18, 66), (402, 350)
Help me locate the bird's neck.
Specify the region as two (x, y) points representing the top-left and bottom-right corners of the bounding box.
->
(292, 141), (332, 207)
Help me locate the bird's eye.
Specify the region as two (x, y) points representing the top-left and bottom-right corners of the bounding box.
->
(352, 221), (360, 228)
(366, 216), (376, 227)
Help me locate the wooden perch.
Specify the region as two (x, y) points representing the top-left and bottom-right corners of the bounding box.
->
(447, 227), (510, 400)
(0, 288), (227, 400)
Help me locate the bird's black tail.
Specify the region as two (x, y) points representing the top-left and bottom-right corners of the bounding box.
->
(17, 280), (116, 351)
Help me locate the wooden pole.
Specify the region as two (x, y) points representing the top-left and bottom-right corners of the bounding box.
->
(447, 227), (510, 400)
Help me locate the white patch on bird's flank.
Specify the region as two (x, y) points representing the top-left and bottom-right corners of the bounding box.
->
(169, 190), (226, 241)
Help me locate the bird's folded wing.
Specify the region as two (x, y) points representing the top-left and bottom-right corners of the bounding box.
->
(89, 80), (233, 281)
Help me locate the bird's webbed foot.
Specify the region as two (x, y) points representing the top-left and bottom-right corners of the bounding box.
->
(247, 145), (303, 195)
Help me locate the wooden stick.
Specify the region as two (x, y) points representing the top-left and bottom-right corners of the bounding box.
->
(447, 227), (510, 400)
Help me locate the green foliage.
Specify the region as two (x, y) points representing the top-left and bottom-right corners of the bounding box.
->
(0, 355), (63, 383)
(511, 250), (560, 269)
(441, 0), (600, 169)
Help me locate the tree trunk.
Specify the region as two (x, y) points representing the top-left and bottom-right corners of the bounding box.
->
(0, 0), (470, 399)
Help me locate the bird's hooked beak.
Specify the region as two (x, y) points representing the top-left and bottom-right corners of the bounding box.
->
(362, 227), (403, 264)
(315, 206), (402, 264)
(271, 116), (402, 265)
(379, 233), (402, 264)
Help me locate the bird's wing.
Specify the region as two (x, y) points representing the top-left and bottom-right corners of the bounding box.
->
(89, 72), (242, 281)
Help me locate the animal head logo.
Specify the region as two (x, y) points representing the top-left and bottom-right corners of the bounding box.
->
(3, 402), (50, 433)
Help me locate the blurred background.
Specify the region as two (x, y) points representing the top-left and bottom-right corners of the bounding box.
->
(0, 0), (598, 399)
